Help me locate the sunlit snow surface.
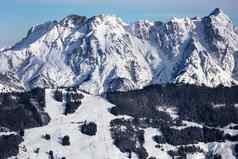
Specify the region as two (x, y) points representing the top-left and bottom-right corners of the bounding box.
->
(17, 89), (127, 159)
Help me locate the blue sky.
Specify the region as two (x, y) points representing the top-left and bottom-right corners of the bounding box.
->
(0, 0), (237, 48)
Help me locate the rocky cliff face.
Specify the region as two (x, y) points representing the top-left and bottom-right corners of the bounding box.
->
(0, 9), (238, 94)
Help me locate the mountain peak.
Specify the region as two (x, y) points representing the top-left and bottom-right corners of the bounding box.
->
(209, 8), (224, 16)
(60, 14), (87, 27)
(208, 8), (231, 23)
(90, 14), (124, 25)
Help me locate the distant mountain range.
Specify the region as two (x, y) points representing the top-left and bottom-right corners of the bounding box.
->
(0, 8), (238, 94)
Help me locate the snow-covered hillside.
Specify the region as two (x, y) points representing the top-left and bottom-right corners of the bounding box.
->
(4, 87), (235, 159)
(17, 89), (127, 159)
(0, 8), (238, 94)
(14, 89), (187, 159)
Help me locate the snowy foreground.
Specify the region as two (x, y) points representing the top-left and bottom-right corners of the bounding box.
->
(17, 89), (126, 159)
(8, 88), (236, 159)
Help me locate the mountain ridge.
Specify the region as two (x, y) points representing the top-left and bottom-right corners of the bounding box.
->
(0, 8), (238, 94)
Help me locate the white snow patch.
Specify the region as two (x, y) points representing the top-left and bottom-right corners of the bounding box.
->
(208, 142), (236, 159)
(143, 128), (172, 158)
(44, 89), (65, 119)
(212, 103), (226, 108)
(156, 106), (178, 119)
(171, 120), (203, 130)
(0, 131), (17, 136)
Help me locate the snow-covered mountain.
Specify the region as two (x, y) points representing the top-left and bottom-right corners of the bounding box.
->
(1, 8), (238, 94)
(1, 8), (238, 159)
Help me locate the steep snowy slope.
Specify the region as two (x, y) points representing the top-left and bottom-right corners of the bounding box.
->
(0, 9), (238, 94)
